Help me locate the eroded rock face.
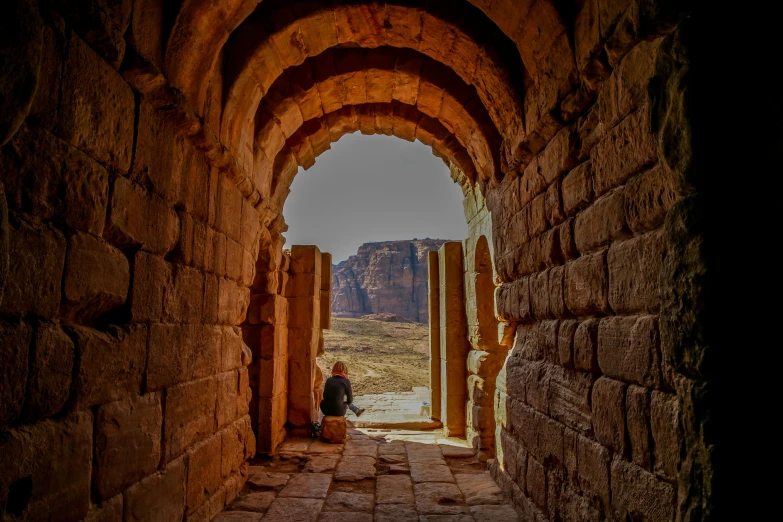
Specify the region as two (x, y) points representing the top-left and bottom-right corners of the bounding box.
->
(331, 239), (453, 323)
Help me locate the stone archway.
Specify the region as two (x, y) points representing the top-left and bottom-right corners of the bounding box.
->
(0, 0), (712, 520)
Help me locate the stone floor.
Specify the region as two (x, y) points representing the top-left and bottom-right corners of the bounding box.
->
(346, 389), (439, 429)
(214, 426), (519, 521)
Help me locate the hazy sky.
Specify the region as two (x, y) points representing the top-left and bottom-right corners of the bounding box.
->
(283, 134), (468, 263)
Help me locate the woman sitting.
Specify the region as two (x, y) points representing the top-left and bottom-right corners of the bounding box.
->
(320, 361), (365, 417)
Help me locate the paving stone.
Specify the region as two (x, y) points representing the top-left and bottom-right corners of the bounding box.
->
(246, 469), (289, 490)
(374, 504), (418, 522)
(305, 455), (340, 473)
(380, 454), (406, 464)
(310, 440), (345, 454)
(212, 511), (264, 521)
(389, 464), (410, 474)
(377, 441), (406, 456)
(318, 514), (373, 522)
(440, 446), (476, 458)
(334, 456), (377, 481)
(279, 437), (312, 454)
(228, 491), (276, 512)
(263, 498), (323, 522)
(323, 491), (374, 512)
(454, 473), (504, 505)
(344, 440), (378, 457)
(376, 475), (414, 504)
(410, 463), (455, 484)
(279, 474), (332, 499)
(414, 483), (468, 515)
(469, 504), (520, 521)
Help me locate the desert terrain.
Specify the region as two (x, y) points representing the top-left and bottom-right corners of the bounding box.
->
(317, 316), (430, 395)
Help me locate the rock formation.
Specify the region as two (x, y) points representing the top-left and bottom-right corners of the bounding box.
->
(331, 239), (453, 323)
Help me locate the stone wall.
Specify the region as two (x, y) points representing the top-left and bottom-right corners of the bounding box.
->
(0, 3), (256, 519)
(483, 19), (694, 522)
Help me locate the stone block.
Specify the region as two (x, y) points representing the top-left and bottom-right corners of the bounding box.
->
(536, 127), (579, 186)
(564, 251), (609, 316)
(529, 269), (551, 319)
(186, 435), (223, 514)
(0, 217), (65, 318)
(218, 277), (250, 325)
(576, 435), (610, 510)
(213, 231), (227, 276)
(285, 271), (319, 298)
(0, 412), (92, 520)
(290, 245), (322, 274)
(626, 385), (652, 470)
(222, 325), (248, 372)
(123, 458), (185, 522)
(164, 376), (218, 462)
(557, 218), (579, 261)
(222, 417), (251, 478)
(548, 265), (569, 318)
(94, 393), (162, 500)
(515, 277), (531, 322)
(562, 161), (594, 217)
(21, 323), (74, 423)
(592, 109), (657, 197)
(610, 458), (675, 522)
(0, 127), (109, 235)
(548, 365), (593, 436)
(574, 189), (629, 254)
(106, 176), (179, 255)
(591, 377), (627, 456)
(608, 231), (664, 314)
(203, 274), (220, 324)
(70, 324), (146, 409)
(546, 179), (566, 228)
(173, 211), (194, 266)
(130, 251), (171, 322)
(217, 371), (239, 429)
(61, 232), (130, 322)
(146, 324), (190, 390)
(598, 315), (661, 387)
(651, 391), (680, 479)
(526, 456), (547, 511)
(163, 264), (204, 324)
(557, 319), (577, 369)
(288, 296), (320, 329)
(321, 416), (348, 443)
(573, 319), (600, 373)
(55, 33), (134, 171)
(528, 194), (548, 238)
(226, 239), (244, 282)
(0, 320), (32, 427)
(259, 356), (288, 399)
(247, 293), (286, 325)
(132, 101), (184, 204)
(624, 165), (679, 234)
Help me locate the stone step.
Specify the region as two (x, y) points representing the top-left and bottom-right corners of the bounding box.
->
(350, 415), (443, 430)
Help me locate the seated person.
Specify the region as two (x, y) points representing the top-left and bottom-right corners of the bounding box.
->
(320, 361), (365, 417)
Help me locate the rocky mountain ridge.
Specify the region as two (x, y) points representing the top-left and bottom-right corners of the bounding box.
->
(331, 239), (455, 323)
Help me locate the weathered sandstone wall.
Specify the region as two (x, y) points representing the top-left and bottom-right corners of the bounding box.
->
(331, 239), (451, 323)
(0, 3), (255, 519)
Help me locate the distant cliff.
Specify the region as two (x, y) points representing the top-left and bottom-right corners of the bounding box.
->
(331, 239), (453, 323)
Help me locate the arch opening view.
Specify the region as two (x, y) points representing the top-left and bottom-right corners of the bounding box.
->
(0, 1), (719, 521)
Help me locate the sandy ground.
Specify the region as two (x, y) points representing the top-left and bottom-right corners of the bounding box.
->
(318, 317), (430, 395)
